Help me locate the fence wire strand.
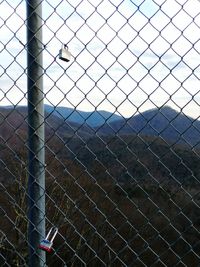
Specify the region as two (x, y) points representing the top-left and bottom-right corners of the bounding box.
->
(1, 0), (200, 266)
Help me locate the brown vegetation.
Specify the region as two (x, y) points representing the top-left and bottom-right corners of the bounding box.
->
(1, 117), (200, 265)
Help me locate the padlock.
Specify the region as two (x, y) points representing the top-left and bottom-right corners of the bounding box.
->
(59, 44), (71, 62)
(39, 227), (58, 253)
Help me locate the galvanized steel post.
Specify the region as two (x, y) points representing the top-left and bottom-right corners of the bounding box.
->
(26, 0), (46, 266)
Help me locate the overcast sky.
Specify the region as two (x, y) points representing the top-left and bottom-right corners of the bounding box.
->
(1, 0), (200, 118)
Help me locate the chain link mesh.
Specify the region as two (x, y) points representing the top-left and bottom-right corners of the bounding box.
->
(1, 0), (200, 266)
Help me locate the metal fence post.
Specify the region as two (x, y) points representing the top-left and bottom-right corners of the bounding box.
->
(26, 1), (46, 266)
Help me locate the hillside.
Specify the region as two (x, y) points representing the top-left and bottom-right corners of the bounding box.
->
(1, 106), (200, 266)
(44, 105), (121, 127)
(0, 106), (94, 147)
(96, 106), (200, 146)
(65, 134), (200, 184)
(1, 105), (200, 146)
(1, 105), (200, 186)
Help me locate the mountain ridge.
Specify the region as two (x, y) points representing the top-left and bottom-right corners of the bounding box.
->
(44, 104), (121, 127)
(96, 106), (200, 146)
(0, 105), (199, 146)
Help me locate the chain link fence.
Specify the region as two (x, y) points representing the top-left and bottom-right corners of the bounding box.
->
(1, 0), (200, 266)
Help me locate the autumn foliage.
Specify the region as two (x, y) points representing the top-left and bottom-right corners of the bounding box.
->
(1, 109), (200, 266)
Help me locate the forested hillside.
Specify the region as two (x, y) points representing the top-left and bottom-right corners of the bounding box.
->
(1, 106), (200, 266)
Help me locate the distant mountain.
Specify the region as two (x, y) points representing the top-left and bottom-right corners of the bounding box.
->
(96, 106), (200, 146)
(0, 106), (94, 145)
(44, 105), (121, 127)
(1, 105), (200, 146)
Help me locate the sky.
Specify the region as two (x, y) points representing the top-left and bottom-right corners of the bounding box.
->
(1, 0), (200, 119)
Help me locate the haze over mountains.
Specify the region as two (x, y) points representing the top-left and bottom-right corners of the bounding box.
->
(96, 106), (200, 146)
(44, 105), (121, 127)
(0, 105), (200, 146)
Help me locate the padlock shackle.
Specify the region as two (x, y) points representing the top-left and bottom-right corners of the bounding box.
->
(46, 227), (58, 242)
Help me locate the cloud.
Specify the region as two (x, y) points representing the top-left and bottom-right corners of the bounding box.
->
(1, 0), (200, 119)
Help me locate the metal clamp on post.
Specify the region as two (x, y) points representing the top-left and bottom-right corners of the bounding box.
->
(59, 44), (71, 62)
(39, 227), (58, 253)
